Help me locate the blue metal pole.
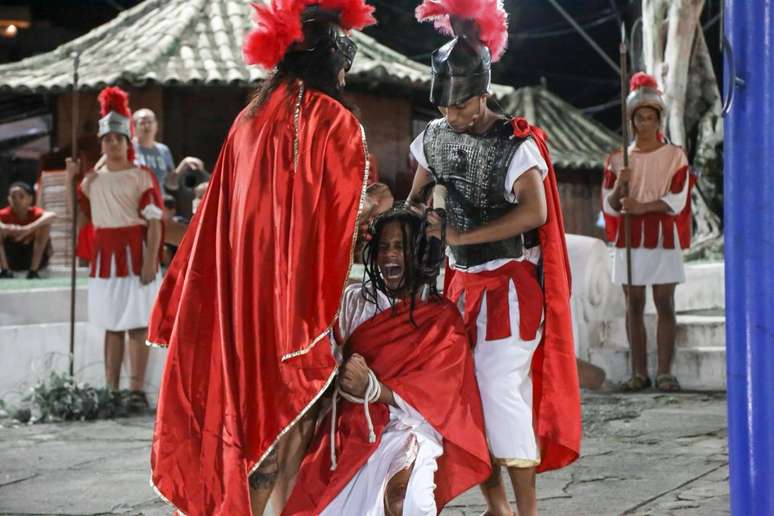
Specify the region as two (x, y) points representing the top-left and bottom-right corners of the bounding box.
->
(725, 1), (774, 515)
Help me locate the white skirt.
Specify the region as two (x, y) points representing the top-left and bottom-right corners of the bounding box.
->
(612, 247), (685, 286)
(88, 270), (161, 332)
(463, 279), (543, 467)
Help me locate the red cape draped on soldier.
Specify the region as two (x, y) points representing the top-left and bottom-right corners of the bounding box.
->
(283, 298), (491, 515)
(528, 124), (582, 472)
(146, 82), (369, 515)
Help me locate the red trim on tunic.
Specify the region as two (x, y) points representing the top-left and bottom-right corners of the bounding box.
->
(602, 167), (617, 190)
(77, 222), (95, 262)
(604, 165), (694, 250)
(91, 225), (145, 278)
(670, 166), (689, 193)
(445, 260), (544, 345)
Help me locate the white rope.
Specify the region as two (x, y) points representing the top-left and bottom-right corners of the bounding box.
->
(329, 368), (381, 471)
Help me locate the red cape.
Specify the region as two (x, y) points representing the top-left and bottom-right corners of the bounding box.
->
(528, 124), (582, 472)
(283, 297), (491, 515)
(146, 83), (369, 515)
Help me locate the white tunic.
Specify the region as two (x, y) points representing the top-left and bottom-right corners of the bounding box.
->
(81, 166), (162, 331)
(602, 145), (690, 286)
(322, 284), (443, 515)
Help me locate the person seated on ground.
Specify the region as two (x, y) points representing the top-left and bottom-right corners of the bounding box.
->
(0, 181), (55, 279)
(282, 207), (490, 515)
(132, 108), (205, 193)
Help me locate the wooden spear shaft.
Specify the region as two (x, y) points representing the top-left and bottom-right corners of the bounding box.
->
(620, 24), (633, 291)
(69, 51), (80, 378)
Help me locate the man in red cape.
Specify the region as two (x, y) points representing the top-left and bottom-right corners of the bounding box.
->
(284, 208), (490, 515)
(144, 1), (377, 514)
(409, 1), (582, 514)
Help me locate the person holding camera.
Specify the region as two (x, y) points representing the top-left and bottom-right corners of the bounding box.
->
(132, 108), (205, 193)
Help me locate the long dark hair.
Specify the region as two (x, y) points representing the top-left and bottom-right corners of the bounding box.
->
(362, 208), (441, 323)
(246, 13), (354, 117)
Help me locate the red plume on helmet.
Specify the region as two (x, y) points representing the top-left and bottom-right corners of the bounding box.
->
(317, 0), (376, 31)
(415, 0), (509, 62)
(98, 86), (131, 118)
(243, 0), (376, 70)
(629, 71), (661, 93)
(97, 86), (135, 162)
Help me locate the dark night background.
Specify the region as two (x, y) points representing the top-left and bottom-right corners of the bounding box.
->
(0, 0), (724, 131)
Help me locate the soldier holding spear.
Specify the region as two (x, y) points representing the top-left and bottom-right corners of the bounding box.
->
(602, 27), (695, 393)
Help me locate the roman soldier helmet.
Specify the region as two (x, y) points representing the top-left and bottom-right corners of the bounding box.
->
(627, 72), (666, 119)
(416, 0), (509, 107)
(242, 0), (376, 73)
(97, 86), (134, 161)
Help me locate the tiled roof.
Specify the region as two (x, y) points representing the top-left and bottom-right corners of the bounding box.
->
(0, 0), (514, 98)
(504, 86), (619, 169)
(0, 0), (617, 169)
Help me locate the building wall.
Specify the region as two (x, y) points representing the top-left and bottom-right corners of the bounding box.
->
(556, 169), (605, 240)
(162, 86), (249, 171)
(351, 92), (413, 197)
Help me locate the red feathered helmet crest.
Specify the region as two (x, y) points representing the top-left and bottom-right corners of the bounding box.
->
(243, 0), (377, 71)
(626, 71), (667, 140)
(626, 72), (666, 118)
(415, 0), (509, 62)
(97, 86), (135, 162)
(416, 0), (508, 107)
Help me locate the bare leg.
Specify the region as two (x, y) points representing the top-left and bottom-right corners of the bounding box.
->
(269, 404), (320, 513)
(127, 328), (150, 392)
(249, 447), (279, 516)
(479, 462), (514, 516)
(384, 464), (414, 516)
(623, 285), (648, 378)
(652, 283), (677, 376)
(29, 226), (51, 271)
(0, 240), (9, 270)
(507, 466), (537, 516)
(104, 330), (125, 390)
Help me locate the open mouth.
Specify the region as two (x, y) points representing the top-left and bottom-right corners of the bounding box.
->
(381, 263), (403, 281)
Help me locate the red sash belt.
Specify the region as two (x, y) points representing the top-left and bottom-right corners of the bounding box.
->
(445, 260), (544, 346)
(91, 225), (145, 278)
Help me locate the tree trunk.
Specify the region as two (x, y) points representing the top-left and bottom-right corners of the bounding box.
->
(640, 0), (723, 254)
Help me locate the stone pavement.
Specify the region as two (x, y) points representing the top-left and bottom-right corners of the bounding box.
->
(0, 391), (728, 516)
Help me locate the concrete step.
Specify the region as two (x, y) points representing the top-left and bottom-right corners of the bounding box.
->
(588, 345), (726, 391)
(601, 312), (725, 351)
(651, 262), (724, 313)
(0, 321), (165, 406)
(0, 286), (88, 325)
(602, 261), (725, 315)
(593, 311), (726, 390)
